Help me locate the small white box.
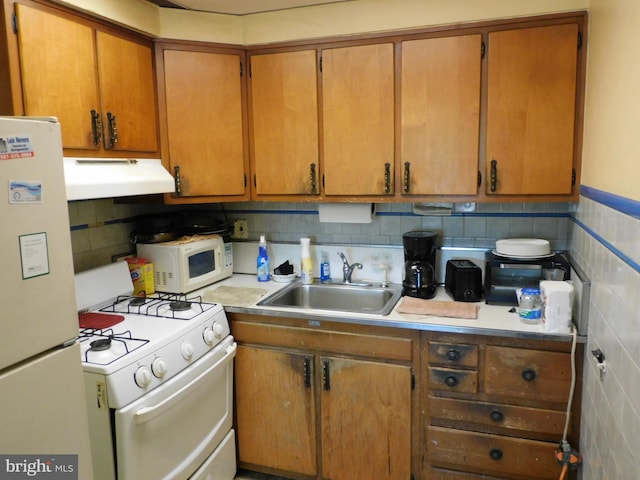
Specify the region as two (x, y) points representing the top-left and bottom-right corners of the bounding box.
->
(540, 280), (574, 334)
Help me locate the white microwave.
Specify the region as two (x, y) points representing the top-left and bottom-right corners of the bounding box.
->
(136, 234), (233, 294)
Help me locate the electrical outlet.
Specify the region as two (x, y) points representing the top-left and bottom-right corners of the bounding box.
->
(233, 219), (248, 239)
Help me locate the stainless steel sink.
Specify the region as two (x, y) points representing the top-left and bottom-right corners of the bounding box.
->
(257, 281), (403, 316)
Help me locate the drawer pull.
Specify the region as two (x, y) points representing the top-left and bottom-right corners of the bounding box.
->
(489, 448), (503, 460)
(444, 376), (459, 387)
(446, 350), (460, 361)
(521, 368), (537, 382)
(490, 410), (504, 422)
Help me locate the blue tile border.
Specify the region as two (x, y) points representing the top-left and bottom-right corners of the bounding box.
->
(580, 185), (640, 219)
(222, 208), (570, 218)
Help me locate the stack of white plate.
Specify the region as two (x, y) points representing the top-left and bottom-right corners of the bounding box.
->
(493, 238), (552, 259)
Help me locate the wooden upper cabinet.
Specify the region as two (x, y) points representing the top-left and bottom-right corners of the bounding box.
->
(15, 3), (158, 155)
(16, 3), (100, 150)
(158, 47), (249, 200)
(250, 49), (320, 196)
(486, 24), (579, 195)
(321, 43), (395, 196)
(96, 31), (158, 152)
(400, 34), (482, 196)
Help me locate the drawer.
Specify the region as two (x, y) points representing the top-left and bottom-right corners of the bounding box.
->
(484, 346), (571, 403)
(427, 426), (562, 479)
(429, 396), (567, 437)
(429, 341), (478, 367)
(427, 466), (510, 480)
(428, 367), (478, 394)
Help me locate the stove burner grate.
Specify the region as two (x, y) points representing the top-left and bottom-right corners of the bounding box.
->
(79, 328), (149, 365)
(99, 293), (215, 320)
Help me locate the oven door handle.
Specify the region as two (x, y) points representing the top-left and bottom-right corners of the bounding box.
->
(133, 342), (237, 425)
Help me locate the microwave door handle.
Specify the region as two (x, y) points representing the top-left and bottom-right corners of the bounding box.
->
(133, 342), (237, 425)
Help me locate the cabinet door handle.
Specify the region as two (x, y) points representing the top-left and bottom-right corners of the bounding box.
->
(490, 159), (498, 192)
(90, 109), (102, 146)
(384, 162), (391, 193)
(444, 375), (459, 387)
(173, 165), (182, 195)
(403, 161), (411, 193)
(322, 359), (330, 391)
(521, 368), (537, 382)
(106, 112), (118, 149)
(446, 350), (460, 361)
(490, 410), (504, 422)
(489, 448), (503, 460)
(303, 357), (312, 388)
(310, 163), (317, 193)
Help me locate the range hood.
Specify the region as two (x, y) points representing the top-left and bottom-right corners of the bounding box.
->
(63, 157), (175, 201)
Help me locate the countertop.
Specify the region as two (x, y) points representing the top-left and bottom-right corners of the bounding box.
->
(199, 274), (582, 343)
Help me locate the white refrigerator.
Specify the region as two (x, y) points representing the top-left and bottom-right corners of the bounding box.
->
(0, 117), (94, 479)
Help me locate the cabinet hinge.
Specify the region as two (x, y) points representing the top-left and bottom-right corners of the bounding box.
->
(411, 373), (415, 390)
(319, 55), (323, 73)
(243, 173), (247, 188)
(577, 32), (582, 50)
(477, 170), (482, 188)
(571, 168), (576, 186)
(253, 173), (256, 188)
(240, 61), (244, 77)
(248, 62), (252, 78)
(322, 173), (325, 188)
(481, 41), (486, 59)
(11, 12), (18, 34)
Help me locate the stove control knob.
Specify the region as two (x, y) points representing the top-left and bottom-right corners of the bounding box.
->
(152, 358), (168, 378)
(213, 322), (225, 339)
(203, 327), (216, 346)
(134, 366), (152, 388)
(181, 341), (195, 360)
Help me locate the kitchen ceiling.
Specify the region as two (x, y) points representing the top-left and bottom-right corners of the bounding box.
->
(146, 0), (352, 15)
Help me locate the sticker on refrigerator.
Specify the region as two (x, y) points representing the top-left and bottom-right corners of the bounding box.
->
(19, 232), (50, 279)
(0, 133), (35, 160)
(9, 181), (42, 203)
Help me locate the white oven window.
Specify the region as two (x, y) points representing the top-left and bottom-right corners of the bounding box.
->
(114, 336), (236, 480)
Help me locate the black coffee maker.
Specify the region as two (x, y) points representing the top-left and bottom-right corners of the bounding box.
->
(402, 231), (437, 299)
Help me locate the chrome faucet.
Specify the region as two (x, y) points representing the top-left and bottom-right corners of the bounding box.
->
(337, 251), (363, 284)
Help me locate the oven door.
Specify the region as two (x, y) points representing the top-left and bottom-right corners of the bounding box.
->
(115, 336), (236, 480)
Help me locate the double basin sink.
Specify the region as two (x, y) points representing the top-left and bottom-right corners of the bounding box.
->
(257, 280), (403, 316)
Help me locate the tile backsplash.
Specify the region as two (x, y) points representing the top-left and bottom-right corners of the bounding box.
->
(67, 200), (572, 272)
(569, 194), (640, 480)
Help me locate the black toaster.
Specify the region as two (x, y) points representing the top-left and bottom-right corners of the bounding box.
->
(445, 259), (483, 302)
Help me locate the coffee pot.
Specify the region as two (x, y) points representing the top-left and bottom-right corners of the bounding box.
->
(402, 231), (437, 299)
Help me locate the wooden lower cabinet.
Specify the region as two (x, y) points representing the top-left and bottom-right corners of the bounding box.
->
(422, 332), (582, 480)
(230, 314), (418, 480)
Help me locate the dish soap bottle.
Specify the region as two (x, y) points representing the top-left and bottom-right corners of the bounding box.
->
(300, 237), (313, 284)
(320, 251), (331, 283)
(257, 235), (270, 282)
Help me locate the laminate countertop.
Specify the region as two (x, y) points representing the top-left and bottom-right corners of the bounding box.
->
(198, 274), (583, 343)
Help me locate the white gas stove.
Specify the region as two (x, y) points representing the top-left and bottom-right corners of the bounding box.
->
(75, 262), (237, 480)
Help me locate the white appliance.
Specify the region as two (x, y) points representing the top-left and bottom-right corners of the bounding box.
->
(63, 157), (175, 201)
(0, 117), (94, 477)
(137, 234), (233, 294)
(76, 262), (237, 480)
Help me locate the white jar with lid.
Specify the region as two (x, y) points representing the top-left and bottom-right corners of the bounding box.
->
(519, 288), (542, 324)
